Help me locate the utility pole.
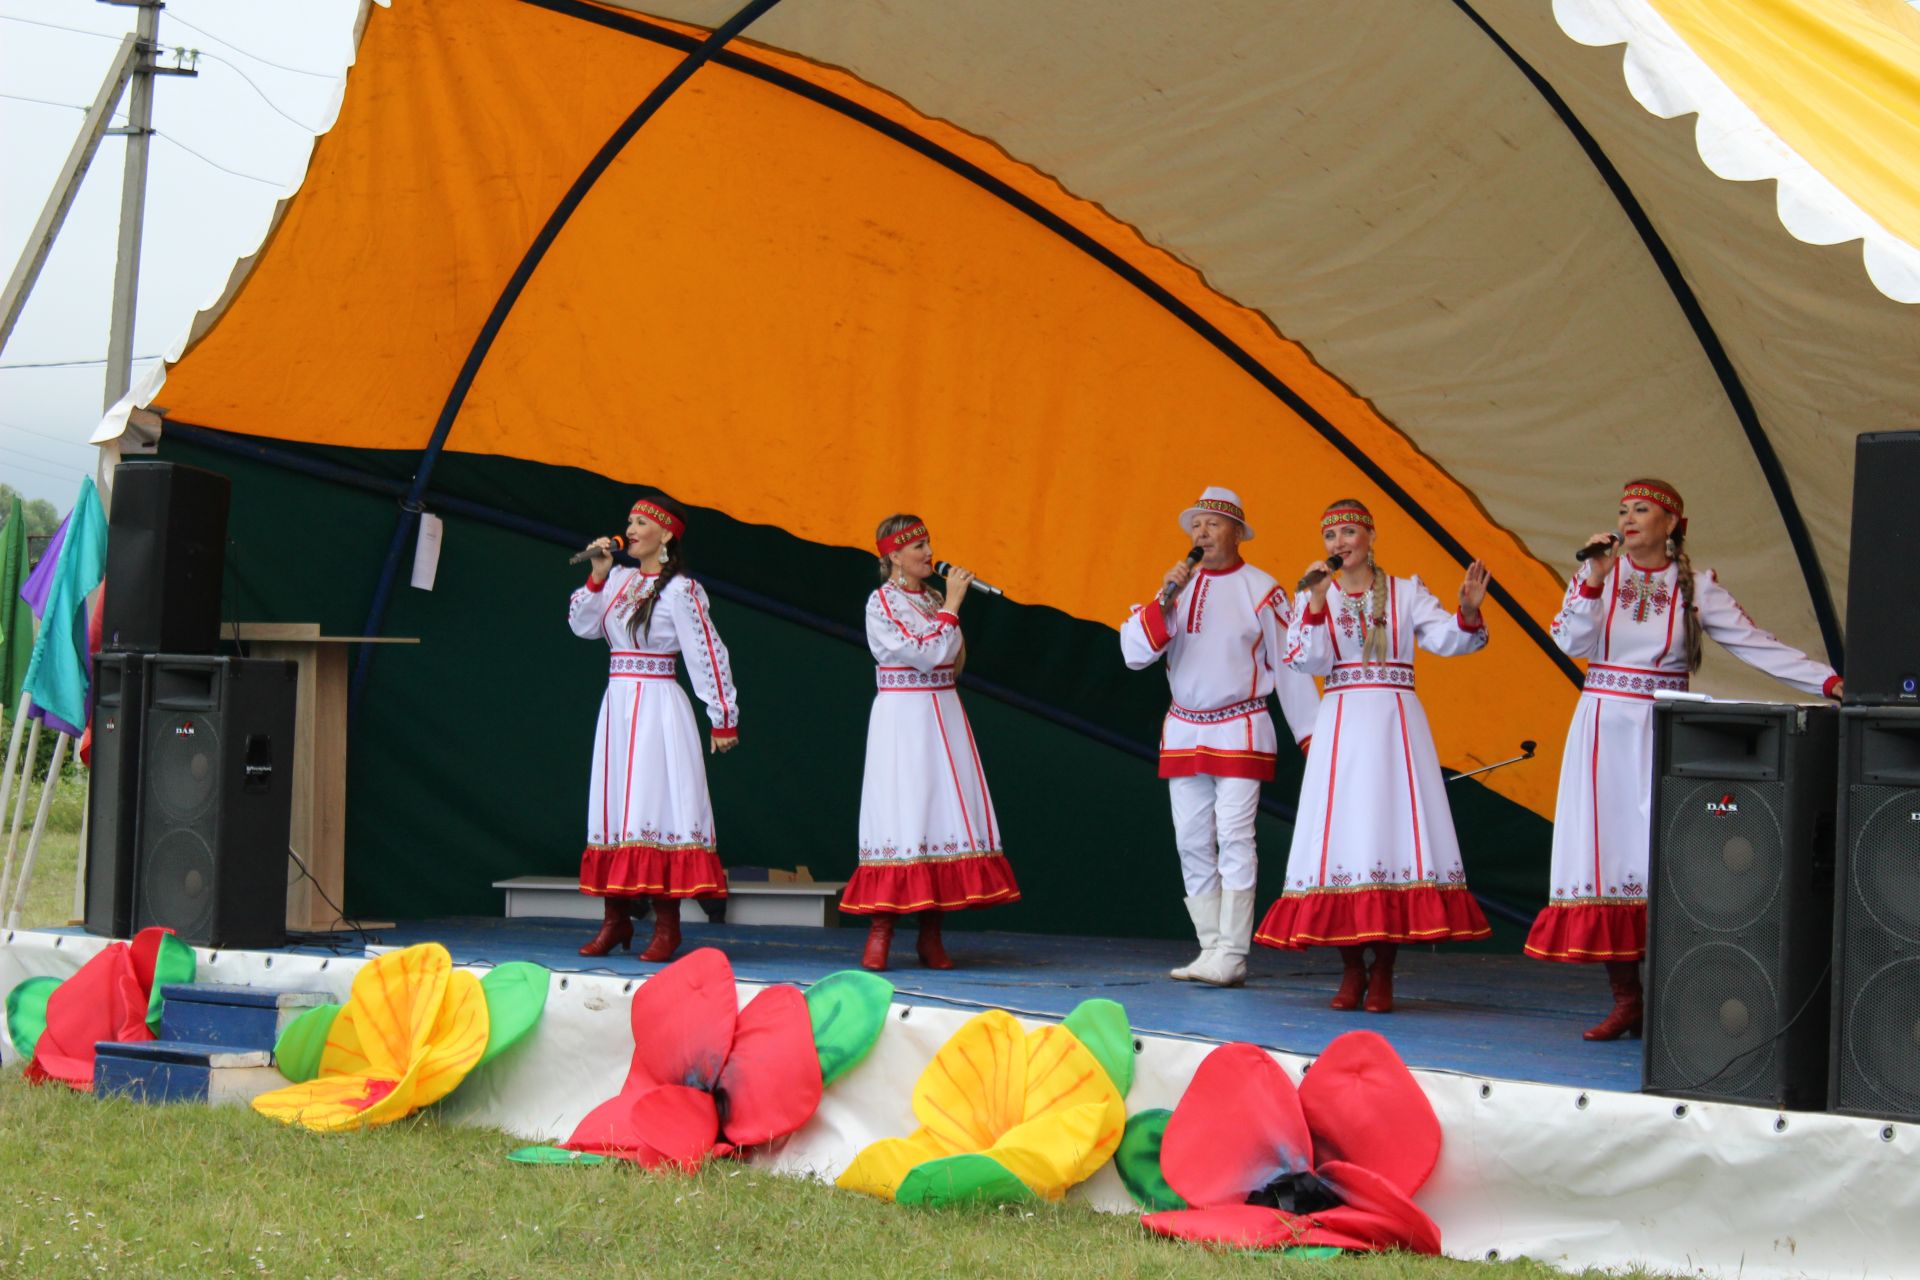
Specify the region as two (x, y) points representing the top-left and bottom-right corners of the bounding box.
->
(102, 0), (197, 413)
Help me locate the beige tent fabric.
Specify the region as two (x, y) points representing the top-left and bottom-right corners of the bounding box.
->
(608, 0), (1919, 697)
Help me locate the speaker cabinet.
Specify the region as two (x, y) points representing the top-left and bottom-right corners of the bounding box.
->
(131, 656), (296, 949)
(1645, 702), (1837, 1109)
(101, 460), (231, 655)
(82, 654), (146, 938)
(1843, 431), (1920, 706)
(1830, 708), (1920, 1121)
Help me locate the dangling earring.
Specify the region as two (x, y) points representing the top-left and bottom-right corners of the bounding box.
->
(659, 538), (673, 567)
(1664, 536), (1676, 559)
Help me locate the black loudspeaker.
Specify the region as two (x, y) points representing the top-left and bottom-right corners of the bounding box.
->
(1644, 701), (1838, 1109)
(131, 656), (296, 949)
(1843, 431), (1920, 705)
(101, 460), (231, 655)
(82, 654), (146, 939)
(1829, 708), (1920, 1121)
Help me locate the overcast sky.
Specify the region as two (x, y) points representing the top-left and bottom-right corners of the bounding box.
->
(0, 0), (360, 508)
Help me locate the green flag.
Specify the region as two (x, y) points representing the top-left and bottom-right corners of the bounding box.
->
(0, 496), (33, 710)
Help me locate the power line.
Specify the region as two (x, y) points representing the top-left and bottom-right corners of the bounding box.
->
(0, 439), (90, 471)
(0, 90), (126, 120)
(0, 356), (164, 370)
(154, 128), (289, 187)
(0, 12), (123, 42)
(190, 49), (325, 132)
(0, 456), (85, 487)
(0, 420), (95, 451)
(159, 9), (339, 79)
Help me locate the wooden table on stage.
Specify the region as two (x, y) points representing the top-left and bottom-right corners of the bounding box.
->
(222, 623), (417, 932)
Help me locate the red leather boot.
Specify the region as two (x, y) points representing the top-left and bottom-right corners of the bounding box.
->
(1330, 946), (1368, 1010)
(860, 915), (895, 971)
(1584, 960), (1645, 1041)
(1364, 943), (1398, 1013)
(578, 896), (634, 957)
(916, 911), (954, 970)
(638, 897), (683, 962)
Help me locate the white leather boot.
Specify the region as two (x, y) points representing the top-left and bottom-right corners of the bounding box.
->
(1170, 891), (1221, 981)
(1190, 889), (1253, 988)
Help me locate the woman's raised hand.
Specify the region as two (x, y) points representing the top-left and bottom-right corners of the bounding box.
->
(942, 565), (975, 612)
(1582, 533), (1620, 583)
(1302, 560), (1335, 608)
(586, 537), (616, 584)
(1459, 559), (1491, 622)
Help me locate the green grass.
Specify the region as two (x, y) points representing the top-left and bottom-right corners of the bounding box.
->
(0, 1072), (1638, 1280)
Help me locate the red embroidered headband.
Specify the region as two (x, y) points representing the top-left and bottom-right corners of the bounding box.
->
(629, 499), (685, 539)
(1320, 506), (1374, 532)
(876, 522), (929, 557)
(1620, 483), (1683, 517)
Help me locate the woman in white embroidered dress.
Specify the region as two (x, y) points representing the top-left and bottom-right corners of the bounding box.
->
(1524, 478), (1841, 1040)
(841, 514), (1020, 971)
(1256, 499), (1493, 1012)
(569, 495), (739, 962)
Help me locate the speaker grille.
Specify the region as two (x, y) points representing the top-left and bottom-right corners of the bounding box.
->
(139, 828), (217, 939)
(145, 712), (221, 823)
(1648, 776), (1796, 1100)
(1651, 942), (1779, 1096)
(1834, 783), (1920, 1117)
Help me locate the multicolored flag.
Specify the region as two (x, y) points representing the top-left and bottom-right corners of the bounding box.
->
(18, 479), (108, 738)
(0, 496), (33, 709)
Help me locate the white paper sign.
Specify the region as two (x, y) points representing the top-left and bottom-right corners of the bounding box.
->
(410, 511), (444, 591)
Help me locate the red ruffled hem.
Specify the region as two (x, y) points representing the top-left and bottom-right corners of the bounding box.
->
(839, 854), (1021, 915)
(1523, 901), (1646, 962)
(580, 844), (728, 899)
(1254, 884), (1490, 949)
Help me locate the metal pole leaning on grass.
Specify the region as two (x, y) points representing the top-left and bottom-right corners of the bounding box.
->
(0, 708), (43, 911)
(71, 772), (90, 923)
(0, 694), (29, 883)
(5, 731), (69, 928)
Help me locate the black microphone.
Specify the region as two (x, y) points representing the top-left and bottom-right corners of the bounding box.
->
(1157, 546), (1205, 607)
(935, 561), (1003, 596)
(1574, 534), (1621, 562)
(1296, 552), (1345, 593)
(568, 535), (626, 565)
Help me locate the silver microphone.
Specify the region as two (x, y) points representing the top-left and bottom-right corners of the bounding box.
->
(935, 561), (1003, 596)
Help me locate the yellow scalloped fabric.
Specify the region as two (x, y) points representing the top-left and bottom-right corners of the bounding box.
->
(838, 1010), (1124, 1202)
(252, 944), (489, 1132)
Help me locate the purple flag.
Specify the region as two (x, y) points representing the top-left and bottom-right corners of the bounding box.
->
(19, 505), (70, 620)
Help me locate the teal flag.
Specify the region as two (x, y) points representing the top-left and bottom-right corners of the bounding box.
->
(18, 479), (107, 736)
(0, 496), (31, 709)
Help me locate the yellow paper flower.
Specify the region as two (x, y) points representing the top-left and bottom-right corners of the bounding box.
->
(252, 943), (488, 1132)
(838, 1009), (1124, 1203)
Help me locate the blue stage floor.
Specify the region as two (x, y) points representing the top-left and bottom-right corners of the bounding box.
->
(280, 917), (1642, 1094)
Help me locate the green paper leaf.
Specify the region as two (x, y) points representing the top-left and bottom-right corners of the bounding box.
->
(1282, 1247), (1347, 1259)
(5, 976), (60, 1063)
(895, 1153), (1038, 1207)
(507, 1145), (609, 1167)
(1115, 1109), (1186, 1212)
(1062, 997), (1134, 1097)
(272, 1003), (343, 1083)
(144, 933), (198, 1035)
(477, 962), (551, 1066)
(805, 969), (894, 1086)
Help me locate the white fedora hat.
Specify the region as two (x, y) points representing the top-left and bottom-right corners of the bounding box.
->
(1177, 485), (1254, 541)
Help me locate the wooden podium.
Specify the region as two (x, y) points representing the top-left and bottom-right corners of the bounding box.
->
(222, 623), (416, 931)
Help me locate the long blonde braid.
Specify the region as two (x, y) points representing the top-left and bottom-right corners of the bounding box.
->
(1363, 551), (1390, 664)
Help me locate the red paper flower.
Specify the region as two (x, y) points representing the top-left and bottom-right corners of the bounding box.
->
(24, 927), (193, 1091)
(562, 948), (822, 1169)
(1141, 1031), (1443, 1253)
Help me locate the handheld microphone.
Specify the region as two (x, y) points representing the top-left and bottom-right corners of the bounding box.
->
(935, 561), (1003, 596)
(1157, 547), (1205, 607)
(568, 535), (625, 565)
(1574, 534), (1621, 562)
(1296, 552), (1346, 593)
